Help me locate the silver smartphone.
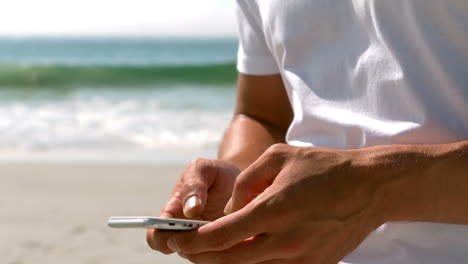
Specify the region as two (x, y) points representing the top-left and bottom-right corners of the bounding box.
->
(108, 216), (211, 231)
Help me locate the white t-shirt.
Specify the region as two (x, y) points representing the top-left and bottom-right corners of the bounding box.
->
(236, 0), (468, 263)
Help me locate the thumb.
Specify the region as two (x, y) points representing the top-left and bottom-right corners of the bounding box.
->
(181, 177), (210, 219)
(178, 159), (221, 219)
(224, 155), (280, 214)
(183, 195), (204, 218)
(163, 183), (207, 219)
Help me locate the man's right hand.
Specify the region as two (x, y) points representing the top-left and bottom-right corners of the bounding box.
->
(147, 73), (293, 256)
(146, 158), (240, 255)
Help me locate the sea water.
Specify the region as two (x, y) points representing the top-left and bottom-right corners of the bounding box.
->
(0, 37), (238, 164)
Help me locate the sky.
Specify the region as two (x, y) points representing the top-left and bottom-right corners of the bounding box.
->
(0, 0), (238, 37)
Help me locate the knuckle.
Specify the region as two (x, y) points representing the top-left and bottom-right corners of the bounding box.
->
(182, 178), (205, 192)
(190, 157), (208, 170)
(182, 158), (213, 187)
(265, 143), (287, 157)
(189, 158), (215, 176)
(233, 175), (250, 192)
(185, 158), (205, 176)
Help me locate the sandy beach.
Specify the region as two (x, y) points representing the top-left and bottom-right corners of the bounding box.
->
(1, 162), (190, 264)
(0, 37), (236, 264)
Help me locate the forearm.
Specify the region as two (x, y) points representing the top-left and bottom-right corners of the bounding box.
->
(218, 73), (292, 170)
(369, 140), (468, 225)
(218, 113), (287, 170)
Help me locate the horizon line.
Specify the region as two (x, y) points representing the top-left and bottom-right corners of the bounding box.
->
(0, 32), (238, 38)
(0, 35), (239, 40)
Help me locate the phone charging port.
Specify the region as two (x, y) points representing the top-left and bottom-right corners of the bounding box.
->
(169, 223), (175, 226)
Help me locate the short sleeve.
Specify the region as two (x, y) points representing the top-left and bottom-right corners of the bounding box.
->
(236, 0), (280, 75)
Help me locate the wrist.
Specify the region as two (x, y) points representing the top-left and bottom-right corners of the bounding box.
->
(352, 144), (436, 225)
(357, 142), (468, 225)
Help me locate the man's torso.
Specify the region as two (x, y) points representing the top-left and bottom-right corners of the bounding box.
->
(237, 0), (468, 263)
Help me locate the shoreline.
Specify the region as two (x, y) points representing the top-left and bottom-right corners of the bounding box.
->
(0, 148), (218, 166)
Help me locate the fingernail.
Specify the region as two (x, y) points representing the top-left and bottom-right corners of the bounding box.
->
(184, 195), (200, 212)
(167, 237), (181, 252)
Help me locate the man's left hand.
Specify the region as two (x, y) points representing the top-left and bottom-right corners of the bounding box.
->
(165, 143), (392, 264)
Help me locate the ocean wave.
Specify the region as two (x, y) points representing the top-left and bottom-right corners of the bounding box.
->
(0, 97), (232, 151)
(0, 63), (237, 87)
(0, 85), (235, 163)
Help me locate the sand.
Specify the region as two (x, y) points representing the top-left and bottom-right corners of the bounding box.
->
(1, 163), (190, 264)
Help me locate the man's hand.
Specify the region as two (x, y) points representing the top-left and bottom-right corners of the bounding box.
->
(165, 141), (468, 263)
(146, 158), (240, 255)
(146, 73), (293, 257)
(165, 144), (388, 263)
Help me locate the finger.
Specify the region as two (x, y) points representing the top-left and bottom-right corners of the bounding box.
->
(149, 159), (221, 254)
(225, 150), (282, 214)
(147, 228), (178, 254)
(183, 234), (282, 264)
(160, 196), (185, 219)
(168, 204), (269, 254)
(147, 204), (184, 254)
(179, 159), (219, 218)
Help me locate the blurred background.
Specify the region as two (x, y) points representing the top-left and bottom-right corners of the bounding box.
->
(0, 0), (238, 163)
(1, 1), (238, 263)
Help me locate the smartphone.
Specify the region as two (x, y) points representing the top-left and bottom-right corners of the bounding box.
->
(108, 216), (211, 231)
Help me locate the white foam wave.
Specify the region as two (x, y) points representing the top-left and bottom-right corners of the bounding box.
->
(0, 86), (235, 163)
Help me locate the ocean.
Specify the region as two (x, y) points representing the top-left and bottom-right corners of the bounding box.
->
(0, 37), (239, 164)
